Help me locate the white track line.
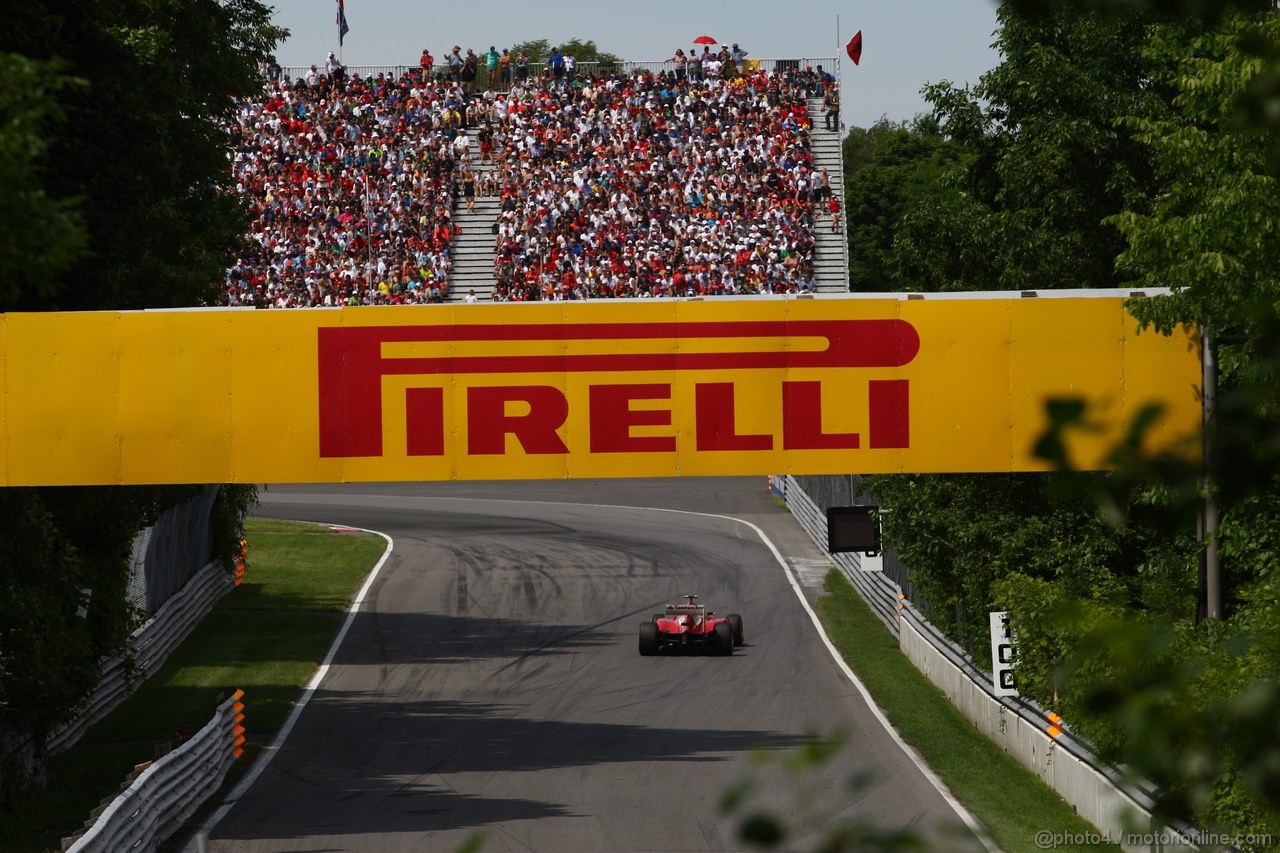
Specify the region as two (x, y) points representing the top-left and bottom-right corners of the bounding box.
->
(184, 523), (393, 850)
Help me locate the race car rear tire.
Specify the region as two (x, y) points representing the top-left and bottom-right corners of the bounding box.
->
(713, 622), (734, 656)
(727, 613), (744, 646)
(639, 621), (659, 656)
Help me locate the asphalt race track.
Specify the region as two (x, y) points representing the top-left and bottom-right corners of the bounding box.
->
(203, 479), (985, 853)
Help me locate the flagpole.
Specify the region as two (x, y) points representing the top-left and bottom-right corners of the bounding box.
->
(836, 15), (842, 129)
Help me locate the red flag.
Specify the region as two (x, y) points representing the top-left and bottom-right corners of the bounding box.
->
(846, 30), (862, 65)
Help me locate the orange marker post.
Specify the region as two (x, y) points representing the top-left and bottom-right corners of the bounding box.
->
(231, 689), (246, 759)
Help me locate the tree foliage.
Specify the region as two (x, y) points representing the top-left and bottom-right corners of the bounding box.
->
(507, 37), (621, 66)
(0, 0), (279, 806)
(842, 117), (951, 292)
(850, 1), (1280, 839)
(0, 55), (86, 308)
(3, 0), (284, 312)
(1032, 9), (1280, 836)
(859, 1), (1191, 666)
(890, 7), (1171, 293)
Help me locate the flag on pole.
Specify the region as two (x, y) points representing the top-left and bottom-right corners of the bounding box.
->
(336, 0), (350, 46)
(846, 30), (862, 65)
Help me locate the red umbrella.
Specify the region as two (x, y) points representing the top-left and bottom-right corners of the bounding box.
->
(693, 35), (717, 45)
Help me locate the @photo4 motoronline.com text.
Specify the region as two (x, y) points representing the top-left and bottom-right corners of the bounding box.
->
(1035, 829), (1273, 849)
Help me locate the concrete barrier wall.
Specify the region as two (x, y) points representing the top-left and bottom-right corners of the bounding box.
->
(899, 614), (1198, 853)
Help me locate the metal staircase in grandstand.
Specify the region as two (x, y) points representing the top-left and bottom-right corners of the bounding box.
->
(806, 96), (850, 294)
(446, 132), (500, 302)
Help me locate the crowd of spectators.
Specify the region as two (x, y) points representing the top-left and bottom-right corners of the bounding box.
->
(484, 64), (828, 301)
(225, 60), (472, 307)
(224, 47), (835, 307)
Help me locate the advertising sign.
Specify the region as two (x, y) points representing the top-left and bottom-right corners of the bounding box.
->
(0, 294), (1201, 486)
(990, 610), (1018, 698)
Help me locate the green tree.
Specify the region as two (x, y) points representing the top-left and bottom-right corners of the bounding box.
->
(842, 116), (950, 291)
(508, 37), (621, 68)
(1024, 9), (1280, 836)
(0, 0), (280, 806)
(870, 2), (1280, 838)
(0, 55), (86, 308)
(863, 4), (1192, 657)
(889, 7), (1173, 293)
(3, 0), (284, 312)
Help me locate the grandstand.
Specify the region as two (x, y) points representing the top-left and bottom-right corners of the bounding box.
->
(228, 57), (848, 307)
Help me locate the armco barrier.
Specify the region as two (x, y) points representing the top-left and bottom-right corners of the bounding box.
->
(65, 690), (243, 853)
(48, 561), (233, 754)
(775, 475), (1202, 853)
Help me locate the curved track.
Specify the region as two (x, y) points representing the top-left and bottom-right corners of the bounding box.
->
(206, 479), (984, 853)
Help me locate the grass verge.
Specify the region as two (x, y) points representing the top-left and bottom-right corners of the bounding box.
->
(816, 568), (1119, 853)
(0, 518), (387, 853)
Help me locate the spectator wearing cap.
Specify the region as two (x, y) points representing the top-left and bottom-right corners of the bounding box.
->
(548, 46), (564, 80)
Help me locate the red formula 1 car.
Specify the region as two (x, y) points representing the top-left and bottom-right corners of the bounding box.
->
(638, 595), (744, 656)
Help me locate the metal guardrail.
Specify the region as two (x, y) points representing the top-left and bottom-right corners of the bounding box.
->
(48, 562), (233, 754)
(66, 690), (244, 852)
(776, 474), (1205, 853)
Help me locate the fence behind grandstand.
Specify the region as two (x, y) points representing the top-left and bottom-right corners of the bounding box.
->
(280, 57), (840, 85)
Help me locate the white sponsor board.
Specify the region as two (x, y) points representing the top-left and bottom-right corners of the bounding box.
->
(989, 610), (1018, 698)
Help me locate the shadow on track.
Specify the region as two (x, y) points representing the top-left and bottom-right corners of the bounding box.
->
(216, 695), (805, 842)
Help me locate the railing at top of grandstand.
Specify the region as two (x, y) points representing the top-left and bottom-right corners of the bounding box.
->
(277, 58), (839, 86)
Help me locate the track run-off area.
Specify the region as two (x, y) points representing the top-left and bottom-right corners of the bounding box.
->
(196, 478), (989, 853)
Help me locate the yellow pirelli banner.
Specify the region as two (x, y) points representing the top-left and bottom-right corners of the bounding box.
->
(0, 294), (1200, 486)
